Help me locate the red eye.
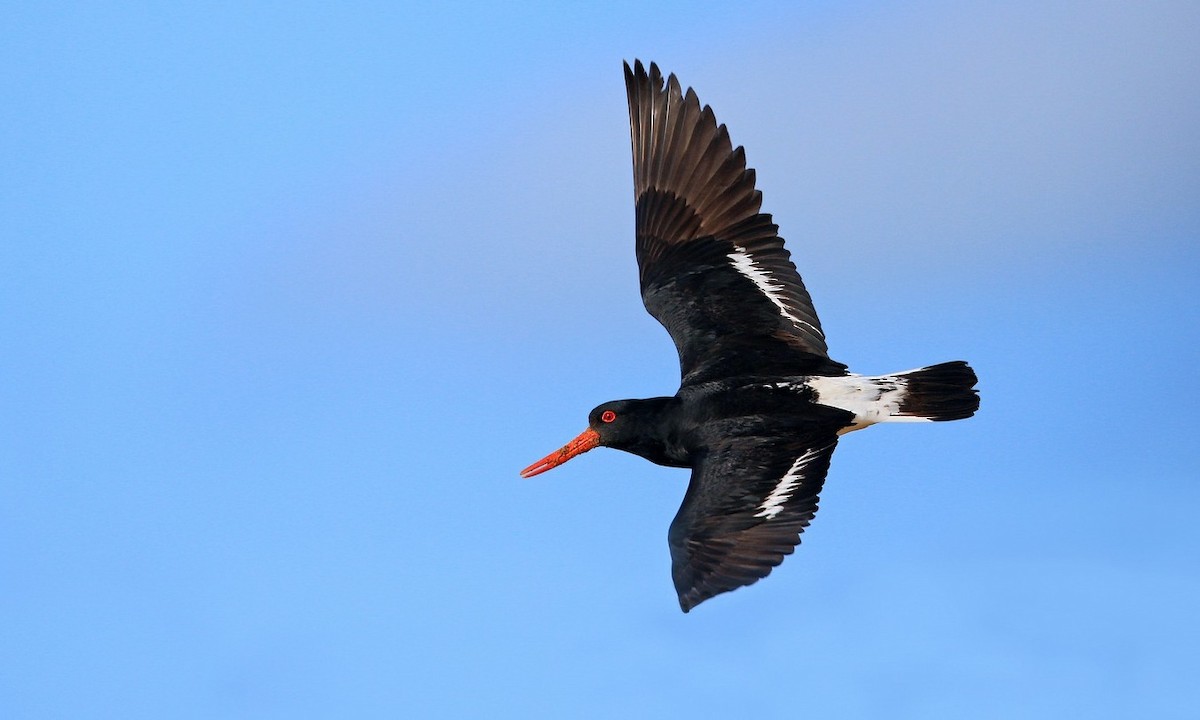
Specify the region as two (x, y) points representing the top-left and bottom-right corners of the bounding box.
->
(600, 410), (617, 423)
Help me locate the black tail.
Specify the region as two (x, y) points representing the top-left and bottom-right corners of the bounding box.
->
(896, 361), (979, 421)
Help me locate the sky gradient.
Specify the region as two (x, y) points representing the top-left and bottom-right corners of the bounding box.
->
(3, 2), (1198, 718)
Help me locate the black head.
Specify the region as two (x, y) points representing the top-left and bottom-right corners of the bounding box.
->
(521, 397), (675, 478)
(587, 399), (643, 446)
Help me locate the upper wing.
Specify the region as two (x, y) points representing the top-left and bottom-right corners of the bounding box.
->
(624, 60), (844, 385)
(668, 430), (839, 612)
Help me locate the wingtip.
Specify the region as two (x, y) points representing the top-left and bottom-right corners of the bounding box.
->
(648, 61), (663, 88)
(624, 59), (672, 92)
(676, 582), (705, 613)
(666, 71), (683, 100)
(625, 59), (652, 93)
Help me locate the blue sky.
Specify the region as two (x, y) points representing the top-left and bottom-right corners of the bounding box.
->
(2, 2), (1198, 717)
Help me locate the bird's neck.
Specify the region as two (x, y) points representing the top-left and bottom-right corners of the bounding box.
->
(617, 396), (689, 468)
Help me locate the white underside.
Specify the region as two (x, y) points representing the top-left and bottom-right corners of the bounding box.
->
(752, 371), (937, 519)
(768, 371), (935, 433)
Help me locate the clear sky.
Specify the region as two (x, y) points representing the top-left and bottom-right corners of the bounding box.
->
(3, 2), (1198, 718)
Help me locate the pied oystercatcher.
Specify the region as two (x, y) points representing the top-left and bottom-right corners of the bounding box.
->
(522, 61), (979, 612)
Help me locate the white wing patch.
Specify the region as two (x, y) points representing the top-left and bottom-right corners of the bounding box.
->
(755, 445), (828, 519)
(727, 246), (822, 338)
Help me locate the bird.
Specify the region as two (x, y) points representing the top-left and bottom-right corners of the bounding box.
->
(521, 60), (979, 613)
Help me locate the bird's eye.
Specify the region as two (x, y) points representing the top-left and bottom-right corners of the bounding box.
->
(600, 410), (617, 423)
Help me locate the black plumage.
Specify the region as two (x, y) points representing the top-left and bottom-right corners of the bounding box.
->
(523, 61), (979, 612)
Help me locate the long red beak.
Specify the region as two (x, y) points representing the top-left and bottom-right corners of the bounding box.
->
(520, 428), (600, 478)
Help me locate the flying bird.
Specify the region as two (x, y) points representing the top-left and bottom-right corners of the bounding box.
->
(522, 61), (979, 612)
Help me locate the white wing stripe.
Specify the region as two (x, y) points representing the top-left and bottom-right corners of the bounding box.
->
(727, 246), (822, 338)
(755, 445), (828, 519)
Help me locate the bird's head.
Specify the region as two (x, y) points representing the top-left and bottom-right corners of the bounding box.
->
(520, 399), (660, 478)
